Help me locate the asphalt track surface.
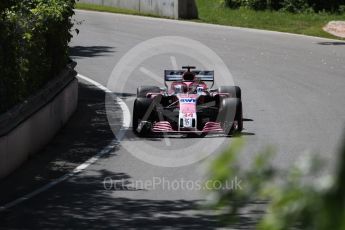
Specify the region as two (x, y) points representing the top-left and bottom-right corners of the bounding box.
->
(1, 10), (345, 229)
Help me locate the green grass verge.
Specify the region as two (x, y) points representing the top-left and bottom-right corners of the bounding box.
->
(196, 0), (344, 39)
(76, 1), (345, 39)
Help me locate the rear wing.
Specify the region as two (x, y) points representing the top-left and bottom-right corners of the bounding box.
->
(164, 70), (214, 87)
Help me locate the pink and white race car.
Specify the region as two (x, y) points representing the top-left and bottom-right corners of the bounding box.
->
(133, 66), (243, 137)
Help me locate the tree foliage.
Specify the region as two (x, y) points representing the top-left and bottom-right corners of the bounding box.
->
(208, 136), (345, 229)
(0, 0), (76, 113)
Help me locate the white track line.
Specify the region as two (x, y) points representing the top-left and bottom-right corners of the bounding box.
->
(0, 74), (130, 212)
(77, 74), (131, 138)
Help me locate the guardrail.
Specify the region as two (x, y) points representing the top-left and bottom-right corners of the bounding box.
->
(0, 63), (78, 179)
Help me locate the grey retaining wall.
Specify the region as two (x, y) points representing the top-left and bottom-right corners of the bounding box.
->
(0, 64), (78, 179)
(78, 0), (198, 19)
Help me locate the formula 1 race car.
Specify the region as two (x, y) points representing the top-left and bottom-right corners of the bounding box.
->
(133, 66), (243, 137)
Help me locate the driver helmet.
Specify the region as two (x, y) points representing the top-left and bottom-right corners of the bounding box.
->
(182, 71), (196, 81)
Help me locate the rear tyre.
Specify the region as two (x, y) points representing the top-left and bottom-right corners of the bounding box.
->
(137, 86), (161, 98)
(133, 98), (155, 136)
(218, 86), (241, 99)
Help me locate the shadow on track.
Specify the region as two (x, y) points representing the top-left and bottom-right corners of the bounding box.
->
(317, 42), (345, 46)
(69, 46), (115, 59)
(0, 169), (263, 229)
(0, 83), (118, 206)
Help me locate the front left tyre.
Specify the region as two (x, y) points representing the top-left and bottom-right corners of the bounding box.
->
(218, 97), (243, 135)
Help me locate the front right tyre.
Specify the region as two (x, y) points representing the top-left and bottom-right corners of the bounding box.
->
(132, 98), (155, 136)
(137, 86), (161, 98)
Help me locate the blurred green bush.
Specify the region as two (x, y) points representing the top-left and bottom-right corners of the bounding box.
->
(208, 137), (345, 229)
(0, 0), (76, 113)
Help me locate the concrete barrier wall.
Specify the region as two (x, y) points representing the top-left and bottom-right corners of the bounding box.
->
(0, 69), (78, 179)
(78, 0), (198, 19)
(104, 0), (140, 11)
(140, 0), (176, 19)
